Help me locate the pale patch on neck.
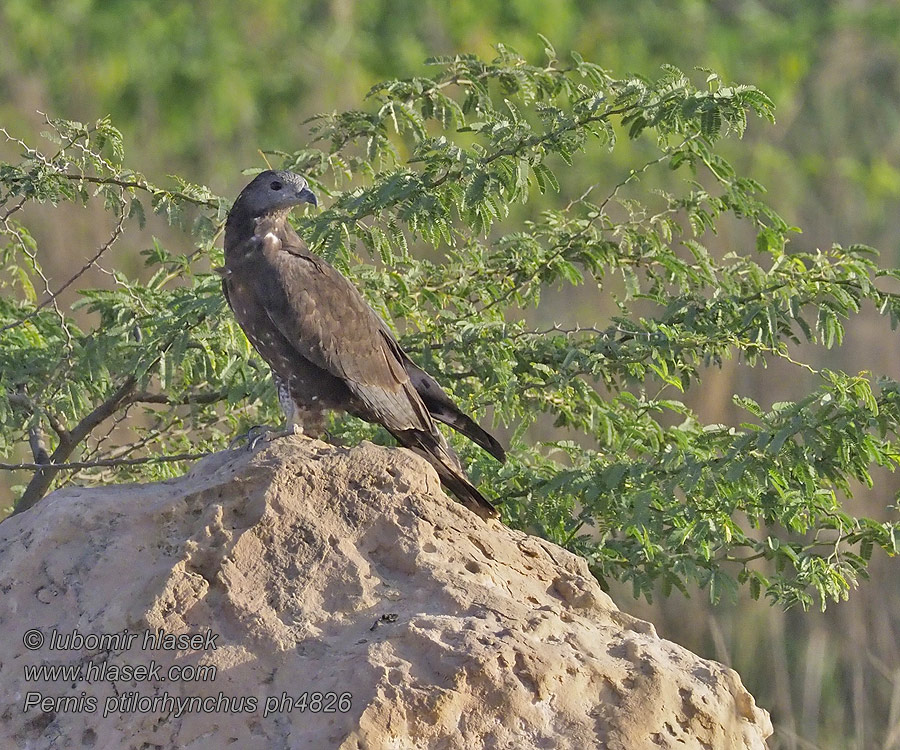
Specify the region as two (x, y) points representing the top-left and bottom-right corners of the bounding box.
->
(250, 215), (286, 252)
(252, 229), (282, 251)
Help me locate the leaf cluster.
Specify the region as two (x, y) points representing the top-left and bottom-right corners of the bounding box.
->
(2, 46), (898, 609)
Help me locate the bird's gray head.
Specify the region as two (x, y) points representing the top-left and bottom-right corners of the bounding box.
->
(230, 170), (318, 219)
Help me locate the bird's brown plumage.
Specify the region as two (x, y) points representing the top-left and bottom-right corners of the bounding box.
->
(222, 170), (504, 518)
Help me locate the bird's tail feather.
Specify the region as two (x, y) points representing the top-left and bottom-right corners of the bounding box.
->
(398, 429), (499, 520)
(432, 466), (498, 521)
(428, 408), (506, 463)
(401, 358), (506, 463)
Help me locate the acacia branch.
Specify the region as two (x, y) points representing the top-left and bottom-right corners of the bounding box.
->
(478, 104), (630, 166)
(1, 199), (128, 333)
(0, 196), (27, 222)
(58, 173), (219, 209)
(13, 375), (138, 514)
(478, 137), (695, 316)
(0, 452), (208, 472)
(7, 392), (70, 441)
(127, 389), (226, 406)
(10, 312), (210, 513)
(28, 426), (50, 465)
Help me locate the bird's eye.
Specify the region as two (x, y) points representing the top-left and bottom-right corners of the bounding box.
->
(270, 180), (283, 191)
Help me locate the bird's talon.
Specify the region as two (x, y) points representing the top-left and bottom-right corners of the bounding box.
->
(247, 425), (273, 451)
(229, 425), (277, 452)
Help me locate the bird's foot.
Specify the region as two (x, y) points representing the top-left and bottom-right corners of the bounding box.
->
(321, 429), (344, 446)
(229, 423), (302, 452)
(228, 425), (272, 452)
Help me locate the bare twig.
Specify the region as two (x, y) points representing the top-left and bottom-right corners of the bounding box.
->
(0, 452), (208, 472)
(506, 324), (614, 340)
(78, 400), (139, 466)
(1, 209), (70, 338)
(0, 196), (27, 222)
(0, 194), (128, 334)
(128, 390), (226, 406)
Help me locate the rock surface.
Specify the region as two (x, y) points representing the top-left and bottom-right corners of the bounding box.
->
(0, 438), (772, 749)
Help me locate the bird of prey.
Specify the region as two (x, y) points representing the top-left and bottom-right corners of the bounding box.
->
(222, 170), (505, 519)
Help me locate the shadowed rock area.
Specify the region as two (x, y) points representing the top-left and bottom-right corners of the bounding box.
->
(1, 438), (772, 749)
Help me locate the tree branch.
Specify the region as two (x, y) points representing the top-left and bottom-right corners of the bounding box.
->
(0, 452), (208, 473)
(0, 199), (128, 334)
(8, 392), (70, 441)
(27, 426), (50, 465)
(127, 390), (226, 406)
(58, 173), (219, 209)
(14, 375), (139, 514)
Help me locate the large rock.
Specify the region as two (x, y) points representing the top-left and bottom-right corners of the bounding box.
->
(0, 438), (772, 749)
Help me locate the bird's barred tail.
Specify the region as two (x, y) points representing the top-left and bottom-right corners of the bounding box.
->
(397, 429), (499, 520)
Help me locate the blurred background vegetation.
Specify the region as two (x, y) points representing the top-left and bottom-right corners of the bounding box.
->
(2, 1), (900, 746)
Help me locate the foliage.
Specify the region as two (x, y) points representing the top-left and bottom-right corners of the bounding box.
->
(2, 45), (900, 613)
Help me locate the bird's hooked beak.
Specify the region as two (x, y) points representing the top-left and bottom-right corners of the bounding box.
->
(296, 185), (318, 207)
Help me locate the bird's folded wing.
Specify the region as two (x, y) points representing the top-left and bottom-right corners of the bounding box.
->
(250, 244), (431, 432)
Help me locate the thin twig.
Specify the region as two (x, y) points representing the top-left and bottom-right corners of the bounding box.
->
(506, 324), (615, 340)
(57, 173), (219, 209)
(0, 196), (27, 222)
(1, 208), (70, 339)
(0, 453), (209, 472)
(79, 400), (139, 465)
(0, 195), (128, 333)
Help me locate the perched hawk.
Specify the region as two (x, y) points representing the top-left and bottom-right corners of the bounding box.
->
(222, 170), (505, 519)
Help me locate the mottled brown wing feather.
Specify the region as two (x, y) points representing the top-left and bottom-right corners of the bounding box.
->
(248, 233), (432, 433)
